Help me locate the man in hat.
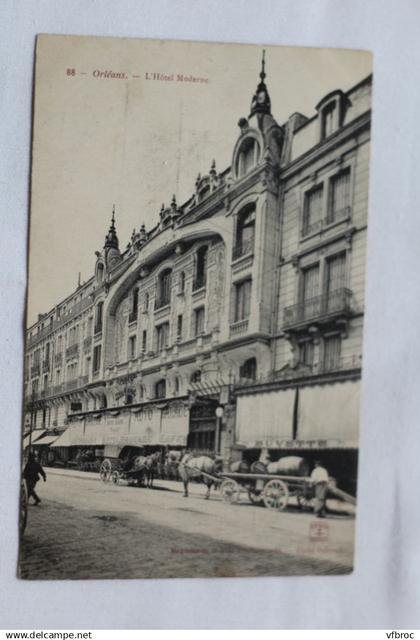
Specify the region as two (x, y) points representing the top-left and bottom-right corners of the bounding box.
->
(310, 460), (329, 518)
(23, 452), (46, 505)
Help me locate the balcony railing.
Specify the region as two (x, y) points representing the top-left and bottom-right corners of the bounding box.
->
(54, 352), (63, 366)
(83, 336), (92, 352)
(283, 288), (353, 329)
(66, 344), (79, 360)
(229, 318), (249, 338)
(53, 384), (63, 395)
(154, 297), (170, 311)
(302, 207), (351, 238)
(78, 375), (89, 387)
(232, 239), (254, 261)
(66, 379), (79, 391)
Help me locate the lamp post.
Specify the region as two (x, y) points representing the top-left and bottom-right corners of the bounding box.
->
(215, 406), (224, 454)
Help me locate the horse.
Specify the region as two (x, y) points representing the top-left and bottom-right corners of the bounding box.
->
(130, 452), (162, 488)
(178, 453), (224, 499)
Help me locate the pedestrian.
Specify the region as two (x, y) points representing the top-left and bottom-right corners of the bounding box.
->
(23, 452), (46, 506)
(310, 459), (329, 518)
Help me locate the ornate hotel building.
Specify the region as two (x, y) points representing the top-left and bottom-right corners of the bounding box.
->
(24, 61), (371, 492)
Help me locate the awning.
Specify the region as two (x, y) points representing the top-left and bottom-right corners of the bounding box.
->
(297, 379), (360, 446)
(32, 435), (58, 446)
(22, 430), (47, 448)
(236, 389), (296, 448)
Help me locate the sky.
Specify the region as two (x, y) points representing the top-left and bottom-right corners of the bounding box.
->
(27, 35), (372, 326)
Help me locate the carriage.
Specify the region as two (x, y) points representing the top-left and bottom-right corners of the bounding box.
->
(99, 448), (162, 487)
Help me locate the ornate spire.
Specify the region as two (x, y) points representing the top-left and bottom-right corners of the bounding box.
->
(104, 204), (119, 250)
(249, 49), (271, 118)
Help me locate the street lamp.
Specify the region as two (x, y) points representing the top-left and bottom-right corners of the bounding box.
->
(215, 406), (224, 454)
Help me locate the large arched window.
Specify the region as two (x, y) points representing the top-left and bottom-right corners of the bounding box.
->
(156, 268), (172, 309)
(234, 204), (256, 259)
(155, 378), (166, 399)
(236, 137), (260, 178)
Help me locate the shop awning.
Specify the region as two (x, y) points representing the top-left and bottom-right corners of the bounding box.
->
(236, 389), (296, 448)
(297, 379), (360, 446)
(32, 435), (58, 446)
(22, 430), (47, 448)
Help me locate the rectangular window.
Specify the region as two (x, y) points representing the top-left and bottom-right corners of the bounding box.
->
(303, 185), (323, 236)
(327, 168), (351, 224)
(176, 314), (183, 342)
(142, 330), (147, 354)
(322, 103), (336, 138)
(156, 322), (169, 352)
(323, 335), (342, 371)
(299, 341), (314, 367)
(130, 288), (139, 322)
(234, 280), (251, 322)
(93, 345), (101, 372)
(194, 307), (205, 336)
(300, 265), (320, 321)
(128, 335), (136, 360)
(95, 302), (103, 333)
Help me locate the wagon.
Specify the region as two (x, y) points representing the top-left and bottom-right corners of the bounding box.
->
(218, 471), (356, 512)
(99, 457), (148, 486)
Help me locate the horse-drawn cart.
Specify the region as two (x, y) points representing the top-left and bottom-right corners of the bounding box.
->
(99, 451), (161, 488)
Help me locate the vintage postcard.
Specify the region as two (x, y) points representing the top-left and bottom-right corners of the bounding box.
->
(20, 35), (372, 579)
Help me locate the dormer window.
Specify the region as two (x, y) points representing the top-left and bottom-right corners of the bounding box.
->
(316, 90), (347, 141)
(322, 103), (336, 139)
(236, 137), (260, 178)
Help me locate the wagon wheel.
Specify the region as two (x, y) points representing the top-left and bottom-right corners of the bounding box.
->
(248, 489), (263, 505)
(111, 470), (121, 485)
(220, 479), (241, 504)
(99, 459), (112, 482)
(263, 479), (289, 511)
(20, 480), (28, 536)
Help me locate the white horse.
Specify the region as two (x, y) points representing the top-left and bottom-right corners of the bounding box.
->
(178, 453), (224, 499)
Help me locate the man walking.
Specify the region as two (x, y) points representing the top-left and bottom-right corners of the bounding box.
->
(310, 460), (329, 518)
(23, 452), (46, 505)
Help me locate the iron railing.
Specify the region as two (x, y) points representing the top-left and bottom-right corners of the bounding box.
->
(232, 238), (254, 261)
(283, 288), (352, 328)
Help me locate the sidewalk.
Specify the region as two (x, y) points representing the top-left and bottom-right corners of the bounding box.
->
(45, 465), (355, 515)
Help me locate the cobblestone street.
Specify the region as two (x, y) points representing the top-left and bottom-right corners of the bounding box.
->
(20, 469), (355, 579)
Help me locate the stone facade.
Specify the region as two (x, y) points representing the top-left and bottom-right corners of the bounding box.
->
(24, 65), (372, 487)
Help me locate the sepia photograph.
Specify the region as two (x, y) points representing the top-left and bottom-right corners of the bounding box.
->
(20, 34), (372, 580)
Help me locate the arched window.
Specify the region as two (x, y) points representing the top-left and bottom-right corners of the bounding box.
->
(156, 269), (172, 309)
(234, 204), (256, 259)
(193, 246), (208, 291)
(236, 138), (260, 178)
(155, 378), (166, 399)
(191, 370), (202, 384)
(239, 357), (257, 381)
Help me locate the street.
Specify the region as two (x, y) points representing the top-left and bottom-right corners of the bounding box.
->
(20, 468), (355, 579)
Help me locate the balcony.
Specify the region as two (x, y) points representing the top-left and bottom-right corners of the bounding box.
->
(53, 383), (63, 395)
(78, 375), (89, 387)
(232, 239), (254, 261)
(83, 336), (92, 353)
(66, 343), (79, 360)
(283, 288), (353, 331)
(66, 379), (79, 391)
(31, 364), (40, 378)
(302, 207), (351, 239)
(229, 318), (249, 338)
(54, 352), (63, 366)
(154, 297), (170, 311)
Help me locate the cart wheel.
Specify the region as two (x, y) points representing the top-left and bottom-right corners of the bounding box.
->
(111, 471), (120, 485)
(263, 479), (289, 511)
(248, 490), (263, 505)
(220, 479), (241, 504)
(99, 459), (112, 482)
(20, 480), (28, 536)
(297, 484), (314, 511)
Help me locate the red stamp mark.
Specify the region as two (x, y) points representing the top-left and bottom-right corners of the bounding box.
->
(309, 521), (329, 542)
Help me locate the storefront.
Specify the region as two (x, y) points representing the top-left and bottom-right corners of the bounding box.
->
(234, 378), (360, 494)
